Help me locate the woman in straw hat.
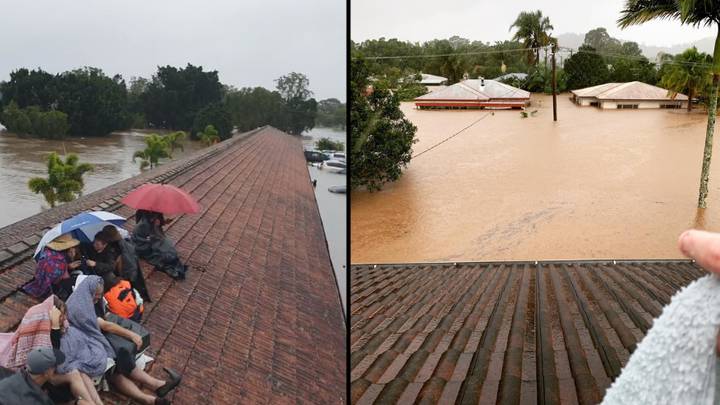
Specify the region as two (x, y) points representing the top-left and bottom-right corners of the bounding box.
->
(24, 234), (83, 300)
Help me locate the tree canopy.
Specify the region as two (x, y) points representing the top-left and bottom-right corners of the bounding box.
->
(28, 152), (93, 208)
(660, 47), (712, 111)
(564, 45), (610, 89)
(0, 67), (130, 136)
(509, 10), (555, 66)
(141, 64), (223, 130)
(351, 59), (417, 192)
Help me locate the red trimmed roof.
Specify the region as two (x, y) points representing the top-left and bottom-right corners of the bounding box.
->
(0, 127), (346, 404)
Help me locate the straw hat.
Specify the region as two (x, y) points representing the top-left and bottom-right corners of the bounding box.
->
(47, 234), (80, 251)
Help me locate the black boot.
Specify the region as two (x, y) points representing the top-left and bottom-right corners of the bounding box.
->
(156, 367), (182, 397)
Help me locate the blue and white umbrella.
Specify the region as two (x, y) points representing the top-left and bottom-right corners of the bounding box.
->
(34, 211), (128, 259)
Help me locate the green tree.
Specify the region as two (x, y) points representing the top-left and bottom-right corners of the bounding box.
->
(224, 87), (286, 132)
(609, 56), (657, 84)
(619, 0), (720, 208)
(584, 27), (623, 54)
(509, 10), (555, 66)
(164, 131), (187, 156)
(198, 125), (220, 146)
(0, 68), (57, 110)
(54, 68), (130, 136)
(133, 134), (171, 169)
(192, 103), (233, 140)
(28, 152), (93, 208)
(316, 137), (344, 151)
(564, 45), (610, 89)
(274, 72), (317, 135)
(142, 64), (222, 130)
(659, 47), (712, 111)
(351, 59), (417, 191)
(316, 98), (346, 129)
(1, 101), (32, 134)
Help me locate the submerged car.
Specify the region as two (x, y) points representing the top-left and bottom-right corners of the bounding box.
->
(304, 150), (330, 163)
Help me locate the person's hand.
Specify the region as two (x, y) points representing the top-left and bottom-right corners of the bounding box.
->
(68, 260), (82, 270)
(86, 259), (96, 267)
(131, 333), (143, 350)
(678, 229), (720, 275)
(49, 306), (62, 330)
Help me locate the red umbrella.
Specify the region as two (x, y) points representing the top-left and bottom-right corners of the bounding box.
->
(121, 183), (200, 215)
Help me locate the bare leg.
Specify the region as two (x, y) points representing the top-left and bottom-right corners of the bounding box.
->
(128, 367), (165, 391)
(109, 373), (156, 405)
(79, 372), (103, 405)
(49, 370), (97, 405)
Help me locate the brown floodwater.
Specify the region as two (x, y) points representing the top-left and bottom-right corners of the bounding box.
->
(0, 130), (205, 228)
(351, 93), (720, 263)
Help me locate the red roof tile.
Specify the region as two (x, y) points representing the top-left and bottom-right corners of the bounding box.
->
(350, 260), (705, 404)
(0, 126), (346, 404)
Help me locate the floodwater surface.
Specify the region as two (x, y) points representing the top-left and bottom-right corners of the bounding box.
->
(351, 93), (720, 263)
(0, 131), (205, 228)
(303, 127), (346, 310)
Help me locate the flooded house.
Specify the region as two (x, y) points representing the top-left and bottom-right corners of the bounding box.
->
(413, 77), (530, 109)
(418, 73), (448, 87)
(570, 81), (688, 109)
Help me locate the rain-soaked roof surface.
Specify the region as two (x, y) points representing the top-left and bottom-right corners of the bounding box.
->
(415, 79), (530, 102)
(351, 260), (704, 404)
(571, 81), (688, 101)
(0, 126), (346, 404)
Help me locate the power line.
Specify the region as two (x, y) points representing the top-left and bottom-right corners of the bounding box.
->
(355, 44), (713, 68)
(354, 46), (546, 60)
(412, 112), (492, 159)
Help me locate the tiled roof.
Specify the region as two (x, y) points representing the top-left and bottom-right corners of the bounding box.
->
(415, 79), (530, 102)
(571, 81), (688, 101)
(0, 126), (346, 404)
(350, 260), (705, 404)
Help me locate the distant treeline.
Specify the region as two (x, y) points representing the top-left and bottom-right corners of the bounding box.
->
(0, 65), (345, 138)
(353, 26), (711, 107)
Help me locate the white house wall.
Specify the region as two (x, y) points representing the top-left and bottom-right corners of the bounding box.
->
(600, 100), (687, 109)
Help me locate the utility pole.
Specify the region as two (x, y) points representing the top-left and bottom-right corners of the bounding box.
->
(552, 45), (558, 122)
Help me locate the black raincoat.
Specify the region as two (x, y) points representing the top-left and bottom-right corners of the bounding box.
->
(131, 214), (187, 280)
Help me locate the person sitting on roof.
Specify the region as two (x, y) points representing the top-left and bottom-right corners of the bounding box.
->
(131, 210), (187, 280)
(81, 230), (118, 286)
(103, 273), (143, 322)
(0, 295), (101, 405)
(101, 225), (151, 302)
(0, 347), (66, 405)
(24, 234), (83, 301)
(59, 276), (180, 405)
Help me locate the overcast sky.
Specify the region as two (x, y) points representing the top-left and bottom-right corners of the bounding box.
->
(352, 0), (717, 47)
(0, 0), (346, 101)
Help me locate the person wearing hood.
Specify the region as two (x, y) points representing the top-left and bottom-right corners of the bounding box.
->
(101, 225), (151, 302)
(131, 210), (187, 280)
(60, 276), (181, 405)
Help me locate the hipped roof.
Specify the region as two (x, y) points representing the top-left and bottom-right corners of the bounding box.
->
(571, 81), (688, 101)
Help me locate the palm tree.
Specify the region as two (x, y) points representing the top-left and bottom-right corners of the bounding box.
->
(509, 10), (555, 66)
(619, 0), (720, 208)
(28, 152), (94, 208)
(660, 47), (712, 112)
(198, 125), (220, 147)
(163, 131), (186, 156)
(133, 134), (170, 169)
